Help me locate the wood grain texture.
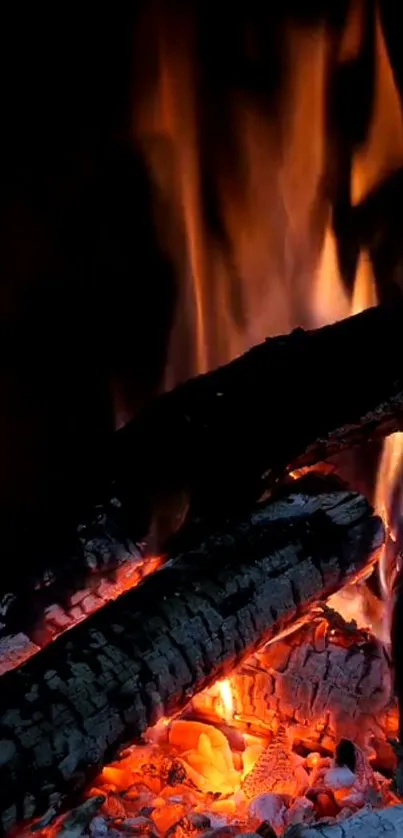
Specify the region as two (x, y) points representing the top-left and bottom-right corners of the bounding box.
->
(0, 482), (383, 833)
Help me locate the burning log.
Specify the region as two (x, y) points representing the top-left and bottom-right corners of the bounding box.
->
(112, 300), (403, 546)
(286, 804), (403, 837)
(0, 479), (382, 833)
(0, 552), (163, 676)
(4, 301), (403, 635)
(227, 608), (397, 763)
(0, 495), (152, 644)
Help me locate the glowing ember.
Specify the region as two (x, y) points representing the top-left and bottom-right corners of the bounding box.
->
(19, 610), (394, 838)
(0, 554), (164, 675)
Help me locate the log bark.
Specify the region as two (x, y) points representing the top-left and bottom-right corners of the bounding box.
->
(4, 301), (403, 617)
(0, 480), (382, 834)
(0, 553), (162, 676)
(285, 805), (403, 838)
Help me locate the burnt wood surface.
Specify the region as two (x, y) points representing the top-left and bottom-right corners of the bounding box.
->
(0, 480), (383, 834)
(112, 302), (403, 536)
(0, 496), (150, 648)
(5, 301), (403, 626)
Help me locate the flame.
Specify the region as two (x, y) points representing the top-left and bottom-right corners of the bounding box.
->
(133, 6), (346, 387)
(132, 1), (403, 389)
(375, 434), (403, 596)
(217, 679), (234, 721)
(311, 225), (350, 327)
(352, 3), (403, 205)
(131, 1), (403, 633)
(351, 251), (378, 314)
(347, 3), (403, 605)
(308, 3), (403, 623)
(80, 609), (397, 836)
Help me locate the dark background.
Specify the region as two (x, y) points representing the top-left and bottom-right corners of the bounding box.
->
(0, 1), (401, 580)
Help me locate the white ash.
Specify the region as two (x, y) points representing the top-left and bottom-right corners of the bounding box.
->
(248, 793), (287, 833)
(284, 798), (315, 830)
(0, 632), (40, 675)
(88, 816), (108, 837)
(284, 804), (403, 837)
(203, 813), (232, 830)
(323, 766), (356, 790)
(118, 816), (156, 834)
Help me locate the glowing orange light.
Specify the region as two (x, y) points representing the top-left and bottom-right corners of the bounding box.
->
(217, 679), (234, 720)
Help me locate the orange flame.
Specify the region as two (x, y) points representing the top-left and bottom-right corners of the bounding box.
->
(133, 3), (403, 622)
(375, 434), (403, 596)
(133, 7), (344, 387)
(349, 4), (403, 606)
(352, 3), (403, 205)
(308, 2), (403, 631)
(217, 679), (234, 721)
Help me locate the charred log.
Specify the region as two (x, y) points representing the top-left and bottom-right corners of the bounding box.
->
(112, 302), (403, 543)
(0, 496), (155, 649)
(0, 481), (382, 833)
(0, 552), (162, 676)
(4, 301), (403, 626)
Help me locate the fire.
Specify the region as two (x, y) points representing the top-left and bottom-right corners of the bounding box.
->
(13, 5), (403, 837)
(66, 609), (397, 838)
(375, 434), (403, 596)
(0, 554), (165, 675)
(132, 3), (403, 612)
(351, 2), (403, 205)
(216, 679), (234, 721)
(86, 11), (403, 827)
(133, 4), (356, 386)
(309, 2), (403, 624)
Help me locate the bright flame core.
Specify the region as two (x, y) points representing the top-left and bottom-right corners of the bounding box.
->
(217, 679), (234, 721)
